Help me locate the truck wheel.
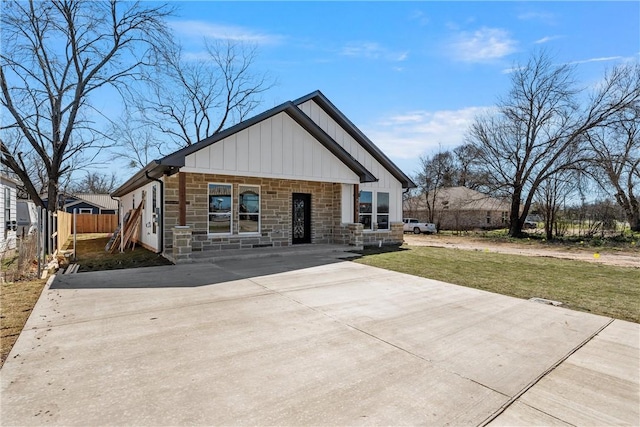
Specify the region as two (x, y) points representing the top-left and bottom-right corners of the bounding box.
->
(413, 227), (421, 234)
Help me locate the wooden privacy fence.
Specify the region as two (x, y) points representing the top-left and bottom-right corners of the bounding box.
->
(74, 214), (118, 233)
(57, 211), (72, 252)
(56, 212), (118, 246)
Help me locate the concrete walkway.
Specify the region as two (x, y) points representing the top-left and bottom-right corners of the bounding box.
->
(1, 252), (638, 426)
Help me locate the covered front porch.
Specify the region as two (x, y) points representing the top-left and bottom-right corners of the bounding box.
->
(162, 172), (403, 263)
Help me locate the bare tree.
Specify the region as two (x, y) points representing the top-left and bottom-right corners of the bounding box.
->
(585, 108), (640, 231)
(70, 171), (120, 194)
(0, 0), (171, 210)
(535, 170), (577, 240)
(114, 39), (274, 165)
(467, 51), (640, 237)
(109, 110), (166, 169)
(452, 143), (492, 191)
(415, 150), (456, 222)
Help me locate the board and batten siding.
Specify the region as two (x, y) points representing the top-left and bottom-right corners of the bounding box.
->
(182, 112), (360, 185)
(119, 180), (161, 252)
(297, 100), (404, 222)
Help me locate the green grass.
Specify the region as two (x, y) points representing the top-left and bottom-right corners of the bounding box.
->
(355, 246), (640, 323)
(1, 278), (47, 367)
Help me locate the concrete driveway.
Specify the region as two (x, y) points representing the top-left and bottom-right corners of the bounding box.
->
(1, 252), (638, 426)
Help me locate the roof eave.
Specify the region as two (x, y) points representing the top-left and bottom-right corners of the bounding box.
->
(111, 161), (174, 198)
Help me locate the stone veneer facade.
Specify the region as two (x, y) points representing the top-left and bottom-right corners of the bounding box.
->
(163, 172), (404, 255)
(164, 173), (342, 252)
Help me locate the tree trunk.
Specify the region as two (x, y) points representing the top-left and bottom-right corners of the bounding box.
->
(545, 212), (554, 240)
(46, 180), (59, 213)
(508, 187), (523, 237)
(629, 205), (640, 232)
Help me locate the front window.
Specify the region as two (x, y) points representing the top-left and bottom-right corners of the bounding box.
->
(152, 185), (158, 234)
(377, 192), (389, 230)
(209, 183), (232, 234)
(358, 191), (372, 230)
(238, 185), (260, 233)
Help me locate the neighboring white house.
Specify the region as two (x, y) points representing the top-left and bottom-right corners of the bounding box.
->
(16, 199), (38, 238)
(112, 90), (416, 261)
(1, 174), (19, 253)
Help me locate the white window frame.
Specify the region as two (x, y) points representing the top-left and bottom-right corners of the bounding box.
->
(208, 183), (233, 235)
(78, 208), (93, 214)
(152, 185), (158, 234)
(360, 190), (394, 232)
(4, 187), (11, 237)
(4, 187), (11, 221)
(358, 190), (373, 231)
(238, 185), (260, 234)
(376, 192), (390, 230)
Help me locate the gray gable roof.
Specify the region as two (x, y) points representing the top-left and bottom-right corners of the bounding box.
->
(112, 91), (414, 197)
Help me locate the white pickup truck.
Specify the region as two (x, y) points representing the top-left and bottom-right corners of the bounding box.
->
(403, 218), (437, 234)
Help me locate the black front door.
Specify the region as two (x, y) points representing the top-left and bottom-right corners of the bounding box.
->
(292, 193), (311, 244)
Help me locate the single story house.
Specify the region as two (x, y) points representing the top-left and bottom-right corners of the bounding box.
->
(403, 186), (511, 231)
(1, 174), (19, 253)
(42, 193), (118, 214)
(63, 193), (118, 214)
(112, 90), (416, 262)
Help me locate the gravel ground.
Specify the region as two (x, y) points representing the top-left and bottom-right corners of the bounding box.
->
(403, 234), (640, 268)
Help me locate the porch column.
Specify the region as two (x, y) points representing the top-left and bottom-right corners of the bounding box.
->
(178, 172), (186, 226)
(172, 225), (192, 263)
(347, 222), (363, 250)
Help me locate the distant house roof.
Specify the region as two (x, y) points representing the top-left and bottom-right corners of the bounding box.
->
(0, 173), (21, 187)
(67, 194), (118, 211)
(406, 187), (510, 212)
(40, 192), (118, 211)
(112, 90), (415, 198)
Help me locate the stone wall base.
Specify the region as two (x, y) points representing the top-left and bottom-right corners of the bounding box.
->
(362, 222), (403, 247)
(167, 226), (192, 264)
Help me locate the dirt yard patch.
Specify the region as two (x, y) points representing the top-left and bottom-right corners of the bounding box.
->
(403, 234), (640, 268)
(61, 233), (172, 272)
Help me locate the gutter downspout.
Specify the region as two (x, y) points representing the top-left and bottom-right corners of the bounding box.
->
(146, 171), (164, 255)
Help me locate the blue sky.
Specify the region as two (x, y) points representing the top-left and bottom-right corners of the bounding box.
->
(147, 1), (639, 178)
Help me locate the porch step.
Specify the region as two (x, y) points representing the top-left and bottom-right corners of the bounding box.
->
(188, 244), (361, 263)
(63, 264), (80, 274)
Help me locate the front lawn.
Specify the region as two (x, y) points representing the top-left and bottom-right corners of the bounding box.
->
(1, 278), (47, 367)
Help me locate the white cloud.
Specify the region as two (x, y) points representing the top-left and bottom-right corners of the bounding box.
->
(534, 35), (562, 44)
(518, 11), (555, 24)
(409, 10), (430, 26)
(363, 107), (492, 160)
(169, 20), (284, 45)
(567, 56), (624, 65)
(340, 42), (409, 62)
(501, 66), (525, 74)
(448, 27), (517, 63)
